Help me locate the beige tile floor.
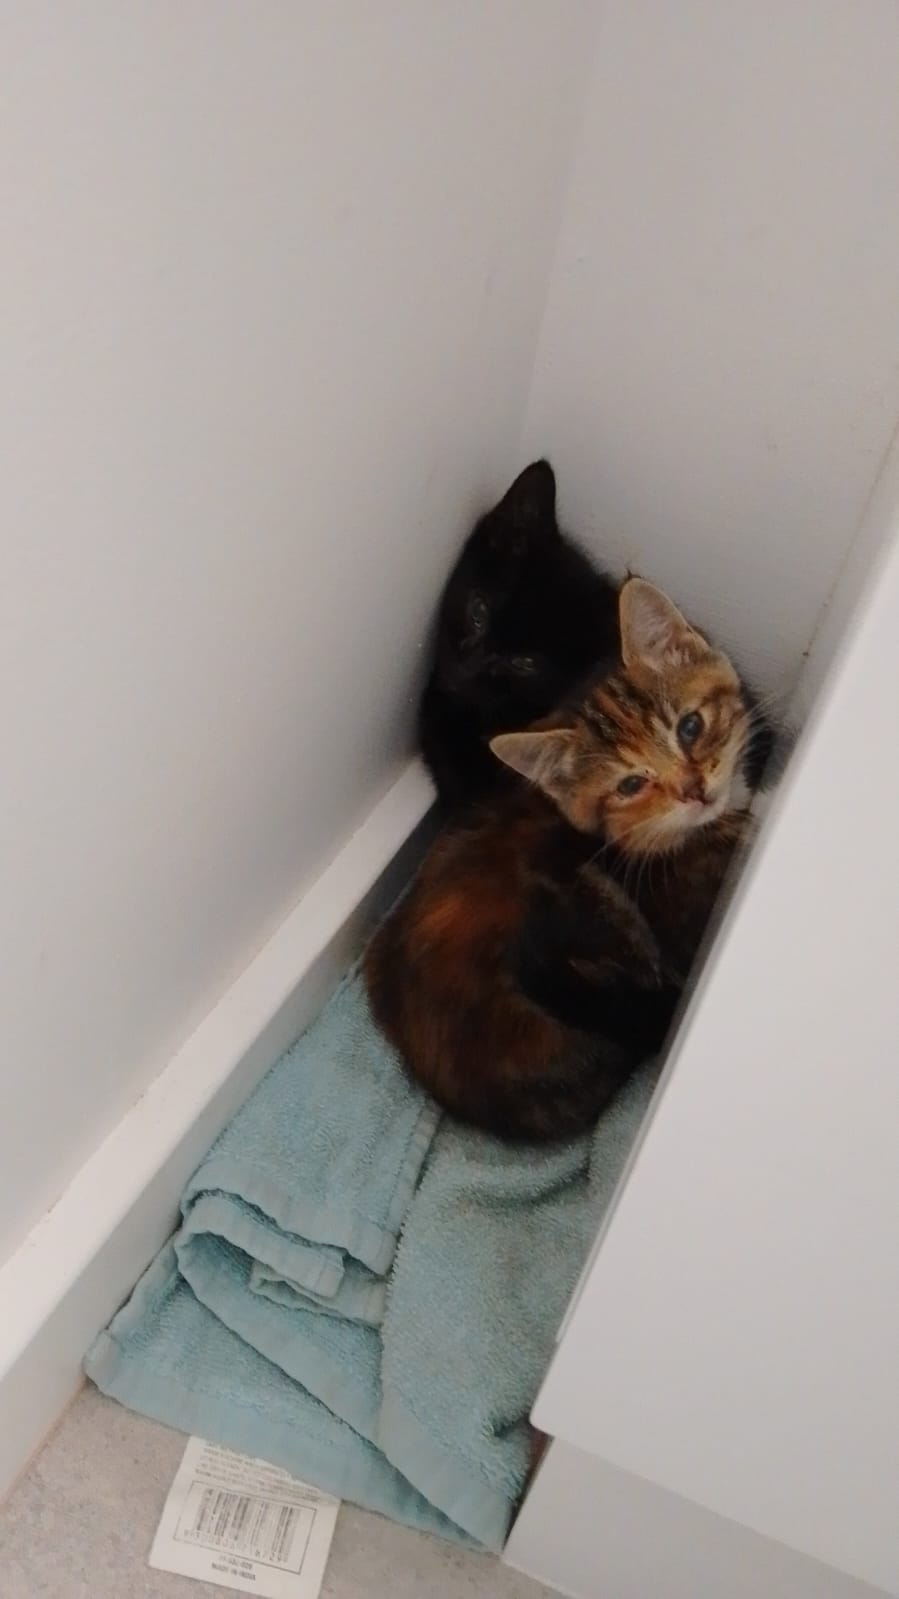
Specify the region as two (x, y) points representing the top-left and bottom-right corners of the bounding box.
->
(0, 1387), (556, 1599)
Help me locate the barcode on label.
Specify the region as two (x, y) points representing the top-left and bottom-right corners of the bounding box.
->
(152, 1439), (339, 1598)
(176, 1483), (313, 1572)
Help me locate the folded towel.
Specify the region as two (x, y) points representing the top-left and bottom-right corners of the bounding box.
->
(87, 966), (453, 1540)
(88, 1242), (463, 1542)
(179, 967), (440, 1326)
(86, 967), (659, 1549)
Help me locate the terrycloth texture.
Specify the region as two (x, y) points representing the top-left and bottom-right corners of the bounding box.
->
(180, 969), (440, 1326)
(87, 1242), (462, 1543)
(379, 1066), (660, 1541)
(86, 968), (659, 1549)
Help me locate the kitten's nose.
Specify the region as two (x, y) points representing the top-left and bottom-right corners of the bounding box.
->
(681, 774), (707, 804)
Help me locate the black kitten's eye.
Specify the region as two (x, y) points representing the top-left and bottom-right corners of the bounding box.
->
(677, 711), (704, 747)
(617, 773), (647, 797)
(468, 594), (489, 635)
(511, 655), (537, 675)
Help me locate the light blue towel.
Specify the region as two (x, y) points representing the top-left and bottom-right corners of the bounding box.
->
(88, 1241), (463, 1543)
(179, 968), (440, 1326)
(86, 967), (659, 1549)
(379, 1066), (660, 1543)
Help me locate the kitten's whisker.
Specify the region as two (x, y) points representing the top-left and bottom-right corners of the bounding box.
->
(744, 687), (789, 716)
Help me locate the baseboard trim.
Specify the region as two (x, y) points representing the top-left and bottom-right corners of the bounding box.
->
(0, 759), (434, 1500)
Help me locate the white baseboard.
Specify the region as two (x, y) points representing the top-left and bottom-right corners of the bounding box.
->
(0, 759), (434, 1500)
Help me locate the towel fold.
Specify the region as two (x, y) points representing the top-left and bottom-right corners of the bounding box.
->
(178, 968), (440, 1326)
(87, 1242), (462, 1543)
(86, 966), (658, 1550)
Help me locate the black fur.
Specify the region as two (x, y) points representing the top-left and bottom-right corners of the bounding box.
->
(515, 875), (681, 1050)
(419, 459), (777, 806)
(419, 461), (619, 806)
(740, 684), (778, 791)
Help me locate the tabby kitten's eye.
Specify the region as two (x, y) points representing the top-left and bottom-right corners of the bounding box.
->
(677, 711), (704, 747)
(617, 773), (647, 797)
(468, 594), (489, 635)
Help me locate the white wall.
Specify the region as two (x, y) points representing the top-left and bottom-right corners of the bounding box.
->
(5, 0), (899, 1317)
(530, 437), (899, 1593)
(0, 1), (597, 1263)
(794, 417), (899, 721)
(522, 0), (899, 693)
(508, 1442), (884, 1599)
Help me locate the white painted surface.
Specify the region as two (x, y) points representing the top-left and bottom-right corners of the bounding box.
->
(0, 760), (433, 1502)
(0, 2), (596, 1263)
(5, 9), (899, 1577)
(507, 1442), (886, 1599)
(531, 475), (899, 1587)
(522, 0), (899, 692)
(795, 420), (899, 719)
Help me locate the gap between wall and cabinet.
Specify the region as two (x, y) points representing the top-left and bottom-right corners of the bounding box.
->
(0, 760), (435, 1503)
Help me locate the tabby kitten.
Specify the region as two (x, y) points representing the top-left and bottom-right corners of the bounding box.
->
(418, 460), (619, 807)
(368, 579), (752, 1142)
(419, 460), (774, 807)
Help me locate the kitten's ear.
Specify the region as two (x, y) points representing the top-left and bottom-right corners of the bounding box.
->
(497, 459), (557, 529)
(489, 728), (575, 797)
(619, 578), (707, 672)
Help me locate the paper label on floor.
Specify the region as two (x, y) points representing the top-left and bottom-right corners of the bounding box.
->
(150, 1437), (339, 1598)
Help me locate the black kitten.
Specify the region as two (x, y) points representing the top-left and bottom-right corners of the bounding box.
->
(419, 461), (619, 807)
(419, 460), (776, 807)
